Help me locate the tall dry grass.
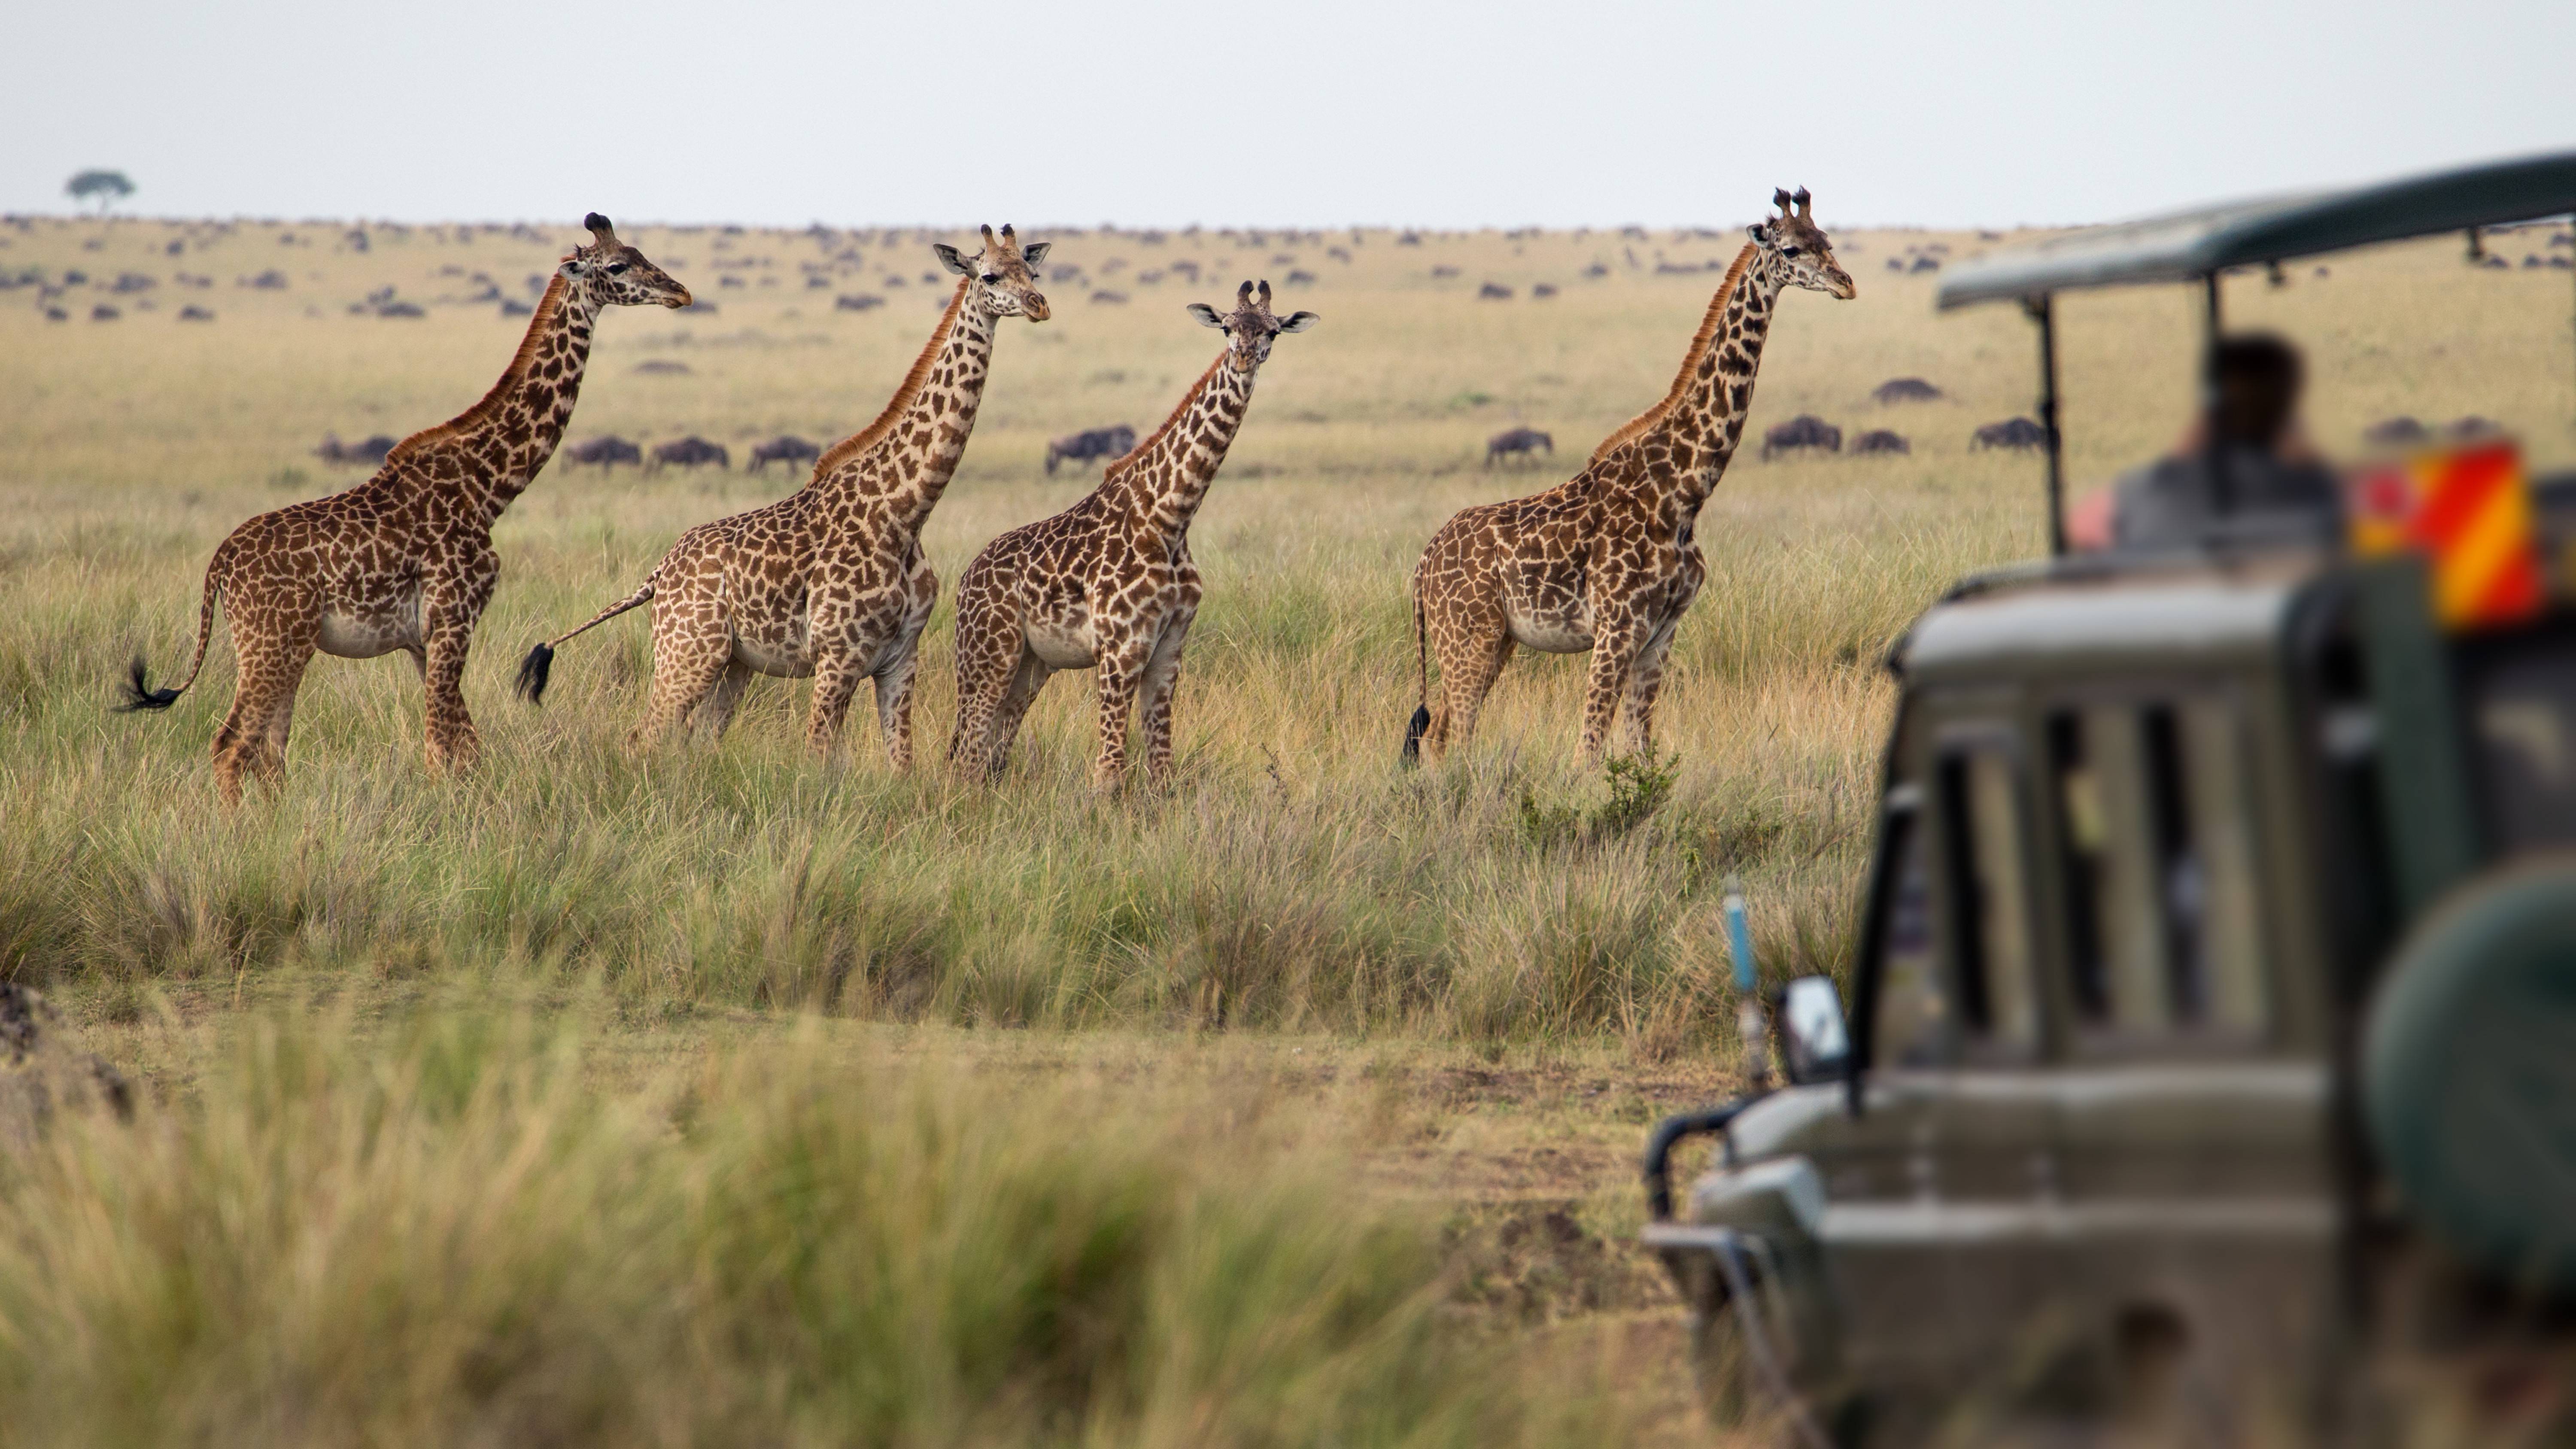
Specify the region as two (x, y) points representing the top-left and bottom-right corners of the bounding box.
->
(3, 213), (2571, 1044)
(6, 211), (2570, 1444)
(0, 996), (1659, 1447)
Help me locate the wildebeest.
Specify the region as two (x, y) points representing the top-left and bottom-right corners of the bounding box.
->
(649, 435), (730, 472)
(2364, 416), (2427, 447)
(314, 433), (397, 466)
(632, 359), (691, 375)
(1971, 417), (2048, 450)
(2446, 415), (2503, 440)
(1871, 376), (1943, 404)
(178, 305), (214, 322)
(1485, 427), (1553, 467)
(566, 435), (643, 470)
(747, 434), (820, 474)
(1852, 429), (1910, 455)
(1762, 414), (1843, 460)
(1045, 425), (1138, 476)
(1477, 282), (1513, 300)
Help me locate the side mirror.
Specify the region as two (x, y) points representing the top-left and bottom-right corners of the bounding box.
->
(1774, 976), (1850, 1085)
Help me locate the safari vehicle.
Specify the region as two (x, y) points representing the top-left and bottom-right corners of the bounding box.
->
(1642, 153), (2576, 1446)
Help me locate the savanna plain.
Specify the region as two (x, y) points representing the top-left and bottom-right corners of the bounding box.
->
(2, 209), (2572, 1444)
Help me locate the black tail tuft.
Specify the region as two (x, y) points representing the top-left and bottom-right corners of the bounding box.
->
(515, 643), (555, 705)
(118, 656), (181, 712)
(1402, 705), (1431, 766)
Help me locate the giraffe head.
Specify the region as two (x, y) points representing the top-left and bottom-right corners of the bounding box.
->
(933, 224), (1052, 322)
(558, 213), (693, 309)
(1748, 188), (1856, 301)
(1184, 280), (1318, 367)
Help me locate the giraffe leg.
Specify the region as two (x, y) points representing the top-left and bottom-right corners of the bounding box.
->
(419, 618), (480, 774)
(255, 646), (315, 782)
(1091, 638), (1152, 792)
(694, 661), (753, 740)
(1136, 617), (1193, 786)
(210, 637), (311, 804)
(978, 650), (1052, 780)
(633, 625), (732, 749)
(945, 596), (1023, 777)
(210, 699), (255, 806)
(805, 649), (866, 756)
(1425, 620), (1513, 764)
(872, 645), (920, 771)
(1622, 619), (1681, 756)
(1578, 617), (1649, 762)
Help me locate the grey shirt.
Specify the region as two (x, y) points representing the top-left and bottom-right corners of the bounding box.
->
(2110, 445), (2345, 552)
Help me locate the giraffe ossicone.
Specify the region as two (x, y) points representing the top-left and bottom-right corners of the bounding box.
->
(121, 213), (690, 804)
(947, 279), (1317, 790)
(1403, 188), (1854, 766)
(516, 225), (1051, 767)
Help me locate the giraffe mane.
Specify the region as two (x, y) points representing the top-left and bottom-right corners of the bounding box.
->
(808, 279), (969, 482)
(385, 270), (572, 466)
(1586, 241), (1758, 467)
(1102, 350), (1225, 482)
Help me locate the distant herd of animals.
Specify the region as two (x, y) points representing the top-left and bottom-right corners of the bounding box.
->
(313, 387), (2040, 477)
(106, 192), (2486, 802)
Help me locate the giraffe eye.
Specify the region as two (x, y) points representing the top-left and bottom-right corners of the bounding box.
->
(607, 262), (629, 275)
(1781, 246), (1801, 257)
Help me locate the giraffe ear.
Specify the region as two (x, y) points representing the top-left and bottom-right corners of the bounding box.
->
(931, 243), (973, 276)
(1185, 303), (1224, 328)
(1021, 241), (1051, 266)
(1277, 310), (1318, 333)
(1748, 222), (1773, 244)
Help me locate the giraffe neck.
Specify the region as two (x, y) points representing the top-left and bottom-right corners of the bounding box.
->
(1637, 246), (1786, 508)
(806, 281), (997, 535)
(1104, 348), (1255, 545)
(397, 273), (603, 527)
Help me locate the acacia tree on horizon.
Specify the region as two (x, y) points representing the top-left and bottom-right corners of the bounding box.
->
(66, 170), (135, 214)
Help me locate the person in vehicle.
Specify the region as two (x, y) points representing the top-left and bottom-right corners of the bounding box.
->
(2066, 333), (2344, 551)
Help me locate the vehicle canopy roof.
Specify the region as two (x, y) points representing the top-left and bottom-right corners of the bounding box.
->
(1898, 559), (2317, 681)
(1938, 152), (2576, 310)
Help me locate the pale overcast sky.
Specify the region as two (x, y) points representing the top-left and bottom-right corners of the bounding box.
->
(7, 0), (2570, 230)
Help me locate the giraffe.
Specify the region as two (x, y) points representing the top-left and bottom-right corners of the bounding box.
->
(121, 214), (690, 803)
(514, 225), (1049, 765)
(1402, 188), (1854, 765)
(947, 280), (1316, 788)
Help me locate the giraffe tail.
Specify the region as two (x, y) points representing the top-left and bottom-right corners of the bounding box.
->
(516, 579), (656, 705)
(119, 564), (219, 713)
(1401, 584), (1431, 765)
